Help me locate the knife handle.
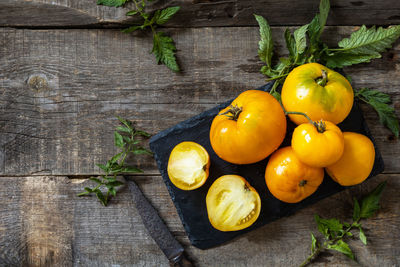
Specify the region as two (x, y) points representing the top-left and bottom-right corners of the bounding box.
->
(169, 252), (194, 267)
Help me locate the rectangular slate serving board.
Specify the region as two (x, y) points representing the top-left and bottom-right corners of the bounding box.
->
(149, 82), (384, 250)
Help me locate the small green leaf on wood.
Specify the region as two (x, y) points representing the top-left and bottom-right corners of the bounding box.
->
(359, 227), (367, 245)
(360, 181), (387, 219)
(152, 32), (180, 72)
(114, 131), (124, 148)
(254, 14), (273, 68)
(353, 197), (361, 221)
(311, 233), (318, 253)
(97, 0), (128, 7)
(327, 240), (354, 260)
(155, 6), (181, 25)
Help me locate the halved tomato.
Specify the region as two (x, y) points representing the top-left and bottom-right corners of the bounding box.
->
(206, 175), (261, 231)
(167, 141), (210, 190)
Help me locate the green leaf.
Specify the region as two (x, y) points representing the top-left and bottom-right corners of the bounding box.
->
(284, 28), (296, 60)
(327, 240), (354, 260)
(105, 176), (117, 182)
(152, 31), (180, 72)
(122, 25), (143, 34)
(132, 148), (152, 155)
(110, 152), (123, 164)
(108, 181), (125, 187)
(254, 14), (273, 68)
(318, 0), (330, 32)
(311, 233), (318, 253)
(315, 215), (343, 238)
(97, 0), (128, 7)
(154, 6), (181, 25)
(120, 166), (143, 173)
(360, 181), (387, 219)
(356, 88), (399, 137)
(353, 197), (361, 221)
(114, 131), (124, 148)
(90, 177), (103, 184)
(294, 24), (309, 56)
(95, 189), (107, 206)
(77, 187), (93, 196)
(126, 10), (139, 16)
(116, 126), (132, 134)
(117, 116), (132, 130)
(325, 25), (400, 68)
(359, 227), (367, 245)
(109, 187), (117, 197)
(135, 130), (151, 137)
(96, 163), (108, 172)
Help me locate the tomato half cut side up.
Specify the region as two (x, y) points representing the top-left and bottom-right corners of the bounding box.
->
(206, 175), (261, 231)
(167, 141), (210, 190)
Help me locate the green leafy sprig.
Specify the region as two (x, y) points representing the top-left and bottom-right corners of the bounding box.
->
(97, 0), (181, 72)
(300, 181), (387, 267)
(254, 0), (400, 136)
(78, 117), (152, 206)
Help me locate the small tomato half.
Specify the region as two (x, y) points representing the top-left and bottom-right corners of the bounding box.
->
(210, 90), (286, 164)
(282, 63), (354, 125)
(291, 120), (344, 167)
(167, 141), (210, 190)
(265, 147), (324, 203)
(206, 175), (261, 231)
(326, 132), (375, 186)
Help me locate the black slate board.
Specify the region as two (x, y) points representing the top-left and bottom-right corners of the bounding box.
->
(149, 82), (384, 250)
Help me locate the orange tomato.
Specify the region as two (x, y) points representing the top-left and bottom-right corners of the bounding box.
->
(265, 147), (324, 203)
(210, 90), (286, 164)
(167, 141), (210, 190)
(326, 132), (375, 186)
(206, 175), (261, 231)
(281, 63), (354, 125)
(291, 120), (344, 167)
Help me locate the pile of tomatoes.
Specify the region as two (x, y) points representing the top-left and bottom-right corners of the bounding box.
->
(167, 63), (376, 232)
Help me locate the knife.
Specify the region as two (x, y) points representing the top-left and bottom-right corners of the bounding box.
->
(124, 176), (194, 267)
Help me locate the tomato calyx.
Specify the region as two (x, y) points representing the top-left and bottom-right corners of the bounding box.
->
(219, 104), (243, 121)
(285, 111), (326, 133)
(299, 179), (307, 187)
(315, 69), (328, 87)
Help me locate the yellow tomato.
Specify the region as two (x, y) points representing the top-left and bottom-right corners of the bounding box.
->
(167, 141), (210, 190)
(206, 175), (261, 231)
(265, 147), (324, 203)
(210, 90), (286, 164)
(291, 120), (344, 167)
(282, 63), (354, 125)
(326, 132), (375, 186)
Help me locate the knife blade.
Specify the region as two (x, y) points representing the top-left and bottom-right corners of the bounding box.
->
(124, 176), (194, 267)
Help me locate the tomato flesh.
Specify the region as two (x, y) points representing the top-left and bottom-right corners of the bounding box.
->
(206, 175), (261, 231)
(167, 142), (210, 190)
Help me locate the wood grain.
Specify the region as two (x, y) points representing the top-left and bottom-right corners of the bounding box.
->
(1, 0), (400, 27)
(0, 174), (398, 266)
(0, 27), (398, 176)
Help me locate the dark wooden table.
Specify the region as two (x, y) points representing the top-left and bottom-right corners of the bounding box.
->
(0, 1), (399, 266)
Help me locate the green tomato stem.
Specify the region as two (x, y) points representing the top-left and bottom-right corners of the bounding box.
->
(316, 70), (328, 87)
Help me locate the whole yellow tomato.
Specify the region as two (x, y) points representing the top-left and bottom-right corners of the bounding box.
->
(206, 175), (261, 231)
(210, 90), (286, 164)
(167, 142), (210, 190)
(291, 120), (344, 167)
(265, 146), (324, 203)
(326, 132), (375, 186)
(281, 63), (354, 125)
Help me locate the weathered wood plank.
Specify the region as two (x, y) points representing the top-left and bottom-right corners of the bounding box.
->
(0, 27), (399, 175)
(0, 174), (398, 266)
(1, 0), (400, 27)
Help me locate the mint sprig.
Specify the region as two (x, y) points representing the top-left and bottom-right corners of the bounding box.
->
(78, 117), (152, 206)
(97, 0), (181, 72)
(300, 181), (387, 267)
(255, 0), (400, 136)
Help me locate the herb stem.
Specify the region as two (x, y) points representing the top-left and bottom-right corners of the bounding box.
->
(299, 246), (323, 267)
